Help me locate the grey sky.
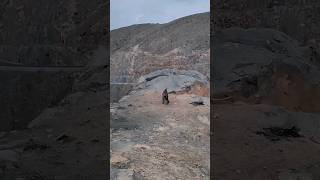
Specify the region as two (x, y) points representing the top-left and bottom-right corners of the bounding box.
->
(111, 0), (210, 30)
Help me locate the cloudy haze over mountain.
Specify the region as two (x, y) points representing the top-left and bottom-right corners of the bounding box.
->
(110, 0), (209, 30)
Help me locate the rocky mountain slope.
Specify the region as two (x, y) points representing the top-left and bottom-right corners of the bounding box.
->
(110, 13), (210, 179)
(110, 12), (210, 83)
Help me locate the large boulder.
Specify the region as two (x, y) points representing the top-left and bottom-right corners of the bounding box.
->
(136, 69), (209, 96)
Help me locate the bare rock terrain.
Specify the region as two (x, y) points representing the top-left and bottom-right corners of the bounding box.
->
(111, 70), (210, 180)
(110, 14), (211, 179)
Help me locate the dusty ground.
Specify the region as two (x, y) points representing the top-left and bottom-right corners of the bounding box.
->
(212, 101), (320, 180)
(111, 90), (210, 180)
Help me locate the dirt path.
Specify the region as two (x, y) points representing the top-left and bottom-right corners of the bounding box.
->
(111, 90), (210, 180)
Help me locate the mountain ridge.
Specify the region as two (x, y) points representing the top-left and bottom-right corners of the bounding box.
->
(111, 12), (210, 83)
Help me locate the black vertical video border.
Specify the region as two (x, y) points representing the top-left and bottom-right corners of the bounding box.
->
(210, 0), (214, 178)
(106, 0), (111, 179)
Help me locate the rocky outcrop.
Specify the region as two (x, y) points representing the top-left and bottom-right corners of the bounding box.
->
(136, 69), (209, 94)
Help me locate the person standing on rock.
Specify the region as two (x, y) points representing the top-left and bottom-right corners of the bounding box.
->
(162, 89), (169, 105)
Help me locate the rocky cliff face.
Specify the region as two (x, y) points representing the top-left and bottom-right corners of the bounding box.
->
(111, 12), (210, 83)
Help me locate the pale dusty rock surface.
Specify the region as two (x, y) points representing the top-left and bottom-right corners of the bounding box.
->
(136, 69), (209, 93)
(111, 89), (210, 180)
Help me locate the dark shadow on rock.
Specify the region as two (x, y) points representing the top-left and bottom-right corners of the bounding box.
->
(256, 126), (302, 141)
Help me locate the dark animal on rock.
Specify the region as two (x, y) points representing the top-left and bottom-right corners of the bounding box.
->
(162, 89), (169, 105)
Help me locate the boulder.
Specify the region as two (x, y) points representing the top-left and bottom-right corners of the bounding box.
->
(136, 69), (209, 93)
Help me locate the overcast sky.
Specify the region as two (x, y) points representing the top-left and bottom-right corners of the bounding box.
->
(111, 0), (210, 30)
